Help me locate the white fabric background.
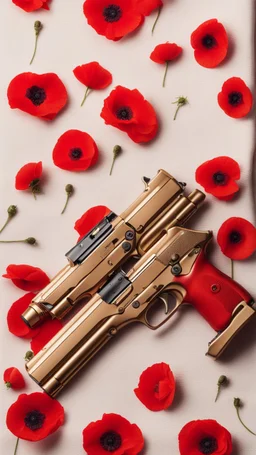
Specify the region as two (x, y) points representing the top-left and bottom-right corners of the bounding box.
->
(1, 1), (256, 454)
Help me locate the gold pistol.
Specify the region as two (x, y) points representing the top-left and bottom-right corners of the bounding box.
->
(25, 182), (255, 398)
(22, 169), (204, 328)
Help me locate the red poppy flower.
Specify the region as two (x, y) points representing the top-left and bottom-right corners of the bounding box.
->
(30, 319), (63, 354)
(179, 419), (232, 455)
(195, 156), (240, 200)
(15, 161), (43, 197)
(82, 413), (144, 455)
(75, 206), (110, 241)
(7, 72), (68, 121)
(150, 43), (182, 86)
(3, 264), (50, 292)
(136, 0), (163, 16)
(101, 86), (158, 143)
(134, 362), (176, 411)
(83, 0), (144, 41)
(4, 367), (26, 390)
(7, 293), (40, 339)
(217, 217), (256, 260)
(12, 0), (50, 12)
(73, 62), (112, 105)
(191, 19), (228, 68)
(52, 130), (99, 172)
(6, 392), (64, 441)
(218, 77), (253, 118)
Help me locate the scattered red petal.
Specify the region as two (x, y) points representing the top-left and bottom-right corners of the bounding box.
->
(101, 85), (158, 143)
(3, 264), (50, 292)
(134, 362), (176, 411)
(75, 206), (111, 240)
(15, 162), (43, 190)
(52, 130), (99, 171)
(191, 19), (228, 68)
(217, 217), (256, 260)
(7, 72), (68, 121)
(12, 0), (50, 12)
(150, 42), (182, 64)
(6, 392), (64, 441)
(4, 367), (26, 390)
(30, 319), (63, 354)
(179, 419), (232, 455)
(83, 413), (144, 455)
(136, 0), (163, 16)
(73, 62), (112, 90)
(7, 293), (40, 339)
(195, 156), (240, 200)
(218, 77), (253, 118)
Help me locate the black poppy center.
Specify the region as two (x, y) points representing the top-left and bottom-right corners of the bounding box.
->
(199, 437), (218, 454)
(202, 34), (217, 49)
(100, 431), (122, 452)
(213, 172), (227, 185)
(116, 106), (133, 121)
(24, 410), (46, 431)
(69, 148), (83, 160)
(229, 230), (242, 244)
(228, 91), (243, 106)
(103, 5), (122, 22)
(26, 86), (46, 106)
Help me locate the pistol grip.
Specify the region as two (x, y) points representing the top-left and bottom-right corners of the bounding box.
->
(177, 252), (253, 332)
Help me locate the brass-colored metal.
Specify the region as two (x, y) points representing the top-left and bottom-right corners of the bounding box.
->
(207, 301), (256, 359)
(26, 226), (211, 397)
(22, 170), (205, 328)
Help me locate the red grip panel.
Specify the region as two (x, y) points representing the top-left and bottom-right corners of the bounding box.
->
(177, 252), (252, 332)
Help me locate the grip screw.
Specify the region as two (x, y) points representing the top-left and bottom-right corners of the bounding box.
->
(109, 328), (117, 336)
(125, 230), (135, 240)
(171, 264), (182, 276)
(132, 301), (140, 309)
(122, 241), (132, 252)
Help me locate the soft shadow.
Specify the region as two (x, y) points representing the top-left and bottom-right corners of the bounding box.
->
(165, 379), (184, 411)
(217, 315), (256, 363)
(37, 428), (63, 451)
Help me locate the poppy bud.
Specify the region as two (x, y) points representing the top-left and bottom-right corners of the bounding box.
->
(34, 21), (42, 35)
(61, 184), (74, 215)
(25, 351), (34, 362)
(8, 205), (17, 217)
(215, 375), (228, 402)
(25, 237), (37, 245)
(234, 397), (241, 408)
(110, 145), (122, 176)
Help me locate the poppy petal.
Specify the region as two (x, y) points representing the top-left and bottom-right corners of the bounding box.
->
(75, 206), (111, 238)
(3, 264), (50, 291)
(218, 77), (253, 118)
(7, 73), (68, 120)
(30, 319), (63, 354)
(73, 62), (112, 90)
(6, 392), (64, 441)
(136, 0), (163, 16)
(52, 129), (99, 172)
(217, 217), (256, 260)
(191, 19), (228, 68)
(15, 162), (43, 190)
(12, 0), (49, 12)
(7, 293), (40, 339)
(4, 367), (26, 390)
(150, 42), (183, 64)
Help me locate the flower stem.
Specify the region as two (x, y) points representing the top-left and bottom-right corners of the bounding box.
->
(0, 216), (11, 234)
(30, 33), (39, 65)
(0, 237), (36, 245)
(81, 87), (90, 106)
(236, 407), (256, 435)
(231, 259), (234, 279)
(61, 184), (74, 215)
(109, 145), (122, 176)
(152, 6), (162, 34)
(174, 105), (181, 120)
(14, 438), (19, 455)
(215, 385), (221, 402)
(61, 195), (70, 214)
(162, 62), (169, 88)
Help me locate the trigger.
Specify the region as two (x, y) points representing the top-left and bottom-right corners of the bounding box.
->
(158, 294), (169, 315)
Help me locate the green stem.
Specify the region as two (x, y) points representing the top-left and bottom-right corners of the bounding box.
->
(109, 157), (116, 176)
(236, 408), (256, 435)
(231, 259), (234, 280)
(0, 240), (27, 244)
(174, 105), (181, 120)
(14, 438), (19, 455)
(162, 62), (169, 88)
(0, 216), (11, 234)
(61, 194), (70, 215)
(81, 87), (90, 106)
(30, 33), (39, 65)
(151, 6), (162, 35)
(215, 385), (221, 402)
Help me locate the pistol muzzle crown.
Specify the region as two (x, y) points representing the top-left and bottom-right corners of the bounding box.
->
(22, 305), (46, 328)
